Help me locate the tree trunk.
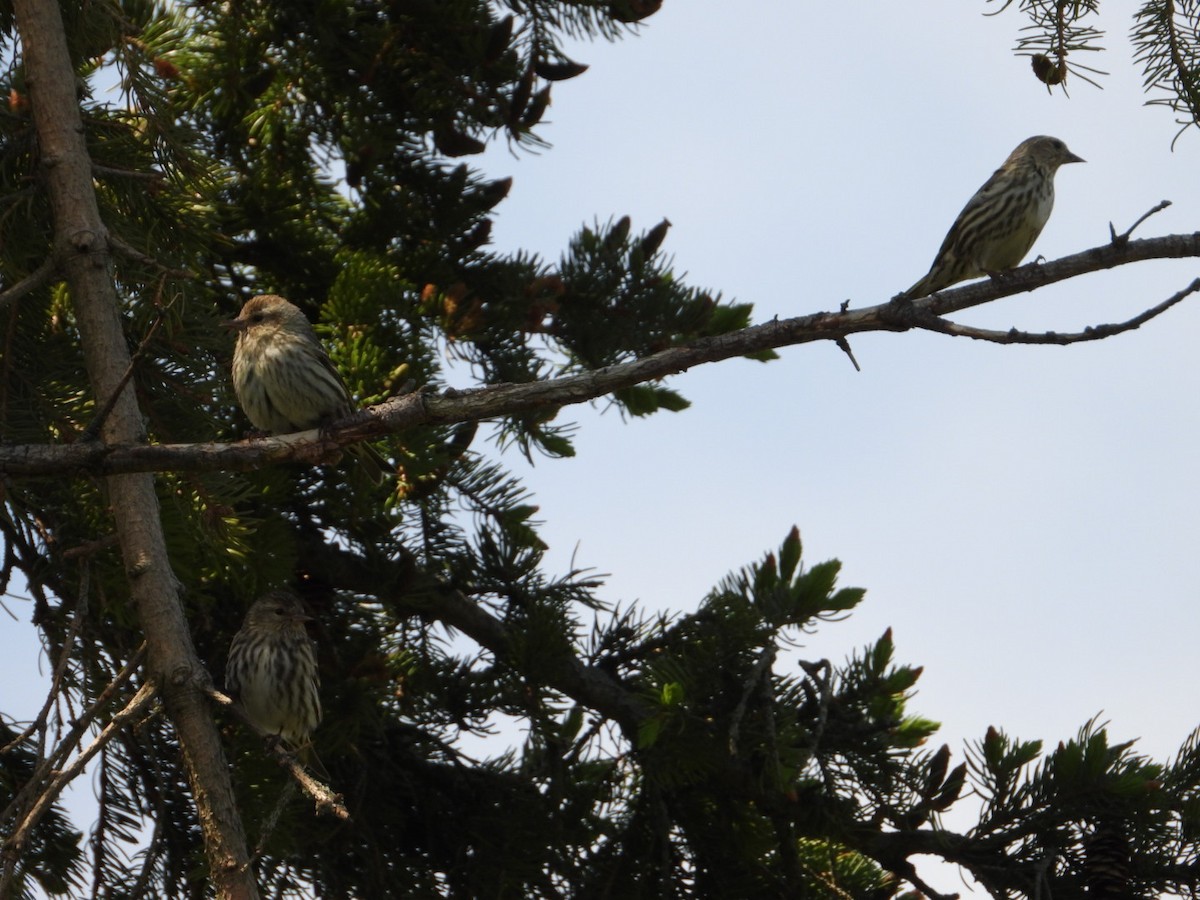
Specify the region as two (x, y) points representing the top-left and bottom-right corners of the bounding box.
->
(11, 0), (259, 896)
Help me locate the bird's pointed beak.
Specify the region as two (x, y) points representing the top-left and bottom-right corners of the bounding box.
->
(1065, 151), (1085, 164)
(219, 316), (246, 332)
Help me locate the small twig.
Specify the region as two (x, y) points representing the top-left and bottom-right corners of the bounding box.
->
(61, 534), (121, 560)
(1109, 200), (1171, 245)
(250, 780), (299, 863)
(91, 748), (110, 900)
(126, 745), (167, 900)
(797, 658), (836, 793)
(106, 233), (193, 280)
(895, 858), (960, 900)
(0, 642), (147, 835)
(206, 685), (349, 820)
(729, 643), (777, 757)
(0, 574), (91, 756)
(909, 278), (1200, 346)
(0, 257), (57, 312)
(91, 163), (166, 183)
(795, 856), (857, 900)
(835, 336), (862, 372)
(798, 659), (833, 751)
(81, 308), (168, 442)
(3, 681), (159, 863)
(280, 744), (341, 815)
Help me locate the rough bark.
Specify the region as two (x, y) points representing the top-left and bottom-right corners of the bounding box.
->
(0, 229), (1198, 479)
(11, 0), (259, 895)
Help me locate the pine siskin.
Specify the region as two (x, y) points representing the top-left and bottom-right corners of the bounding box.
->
(901, 136), (1083, 299)
(225, 590), (322, 749)
(222, 293), (388, 484)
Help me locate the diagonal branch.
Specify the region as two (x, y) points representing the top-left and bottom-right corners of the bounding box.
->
(1, 680), (159, 885)
(81, 305), (171, 442)
(303, 538), (652, 736)
(205, 685), (350, 821)
(1109, 200), (1171, 244)
(0, 231), (1198, 479)
(0, 643), (147, 834)
(0, 256), (56, 311)
(0, 573), (91, 756)
(908, 278), (1200, 345)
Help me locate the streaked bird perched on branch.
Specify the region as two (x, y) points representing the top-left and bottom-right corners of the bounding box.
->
(226, 590), (322, 751)
(221, 293), (388, 484)
(900, 136), (1083, 300)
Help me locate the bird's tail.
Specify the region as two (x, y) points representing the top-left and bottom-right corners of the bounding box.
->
(899, 271), (938, 301)
(297, 740), (331, 782)
(349, 442), (390, 485)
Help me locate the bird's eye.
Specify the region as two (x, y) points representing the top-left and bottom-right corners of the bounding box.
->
(251, 313), (264, 323)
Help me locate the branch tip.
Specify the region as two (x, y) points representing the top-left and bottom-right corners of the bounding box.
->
(835, 337), (862, 372)
(1112, 200), (1173, 245)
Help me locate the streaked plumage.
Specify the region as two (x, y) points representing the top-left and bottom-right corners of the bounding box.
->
(902, 136), (1083, 299)
(225, 590), (321, 747)
(222, 293), (387, 483)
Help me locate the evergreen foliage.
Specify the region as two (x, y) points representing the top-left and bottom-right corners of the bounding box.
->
(0, 2), (1198, 898)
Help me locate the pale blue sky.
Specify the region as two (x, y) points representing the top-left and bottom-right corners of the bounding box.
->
(482, 0), (1199, 749)
(4, 3), (1199, 895)
(476, 3), (1200, 892)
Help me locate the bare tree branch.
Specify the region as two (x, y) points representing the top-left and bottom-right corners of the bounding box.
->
(909, 278), (1200, 345)
(0, 643), (147, 836)
(0, 571), (90, 756)
(1, 681), (159, 896)
(1109, 199), (1171, 243)
(0, 231), (1197, 480)
(205, 685), (350, 821)
(0, 256), (57, 311)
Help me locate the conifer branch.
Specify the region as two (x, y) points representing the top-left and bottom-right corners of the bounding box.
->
(0, 256), (56, 311)
(298, 538), (653, 735)
(1, 680), (159, 892)
(0, 643), (147, 839)
(1, 231), (1197, 479)
(107, 232), (193, 279)
(81, 307), (169, 441)
(0, 572), (91, 757)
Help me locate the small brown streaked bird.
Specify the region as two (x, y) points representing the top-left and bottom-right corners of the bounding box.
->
(225, 590), (322, 750)
(901, 136), (1084, 299)
(221, 293), (387, 484)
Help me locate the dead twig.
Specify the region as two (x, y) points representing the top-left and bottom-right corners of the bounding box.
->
(0, 574), (90, 757)
(1, 680), (159, 890)
(81, 307), (170, 442)
(835, 336), (862, 371)
(909, 278), (1200, 346)
(205, 686), (350, 821)
(1109, 200), (1171, 245)
(729, 643), (777, 757)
